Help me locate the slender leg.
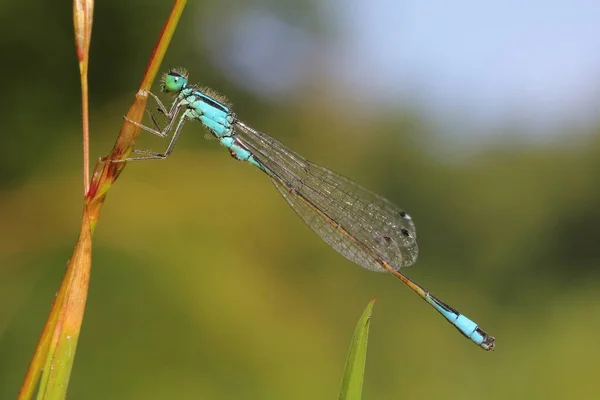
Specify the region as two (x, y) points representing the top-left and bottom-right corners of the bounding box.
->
(112, 93), (191, 163)
(135, 91), (182, 134)
(146, 90), (182, 119)
(146, 108), (163, 132)
(145, 90), (170, 116)
(146, 91), (182, 131)
(122, 112), (191, 161)
(124, 102), (183, 138)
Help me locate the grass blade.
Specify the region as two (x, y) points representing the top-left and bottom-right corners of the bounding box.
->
(19, 212), (92, 400)
(338, 298), (376, 400)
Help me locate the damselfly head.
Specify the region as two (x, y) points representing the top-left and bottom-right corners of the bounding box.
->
(161, 68), (189, 94)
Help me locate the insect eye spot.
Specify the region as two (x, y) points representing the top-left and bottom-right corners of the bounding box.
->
(399, 211), (411, 220)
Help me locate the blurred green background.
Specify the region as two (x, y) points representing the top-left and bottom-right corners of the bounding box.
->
(1, 1), (600, 399)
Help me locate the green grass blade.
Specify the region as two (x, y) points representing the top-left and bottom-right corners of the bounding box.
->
(338, 298), (376, 400)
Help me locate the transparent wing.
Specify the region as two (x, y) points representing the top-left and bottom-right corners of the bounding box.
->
(234, 121), (418, 272)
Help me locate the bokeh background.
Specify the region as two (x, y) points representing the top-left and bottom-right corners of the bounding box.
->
(2, 0), (600, 398)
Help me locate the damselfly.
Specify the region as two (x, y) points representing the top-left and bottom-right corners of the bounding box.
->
(123, 68), (495, 351)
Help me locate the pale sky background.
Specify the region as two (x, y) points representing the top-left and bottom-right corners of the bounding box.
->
(199, 0), (600, 136)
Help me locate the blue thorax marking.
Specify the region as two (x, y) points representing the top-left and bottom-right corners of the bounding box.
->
(179, 88), (233, 135)
(177, 84), (266, 171)
(199, 115), (231, 138)
(195, 91), (229, 113)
